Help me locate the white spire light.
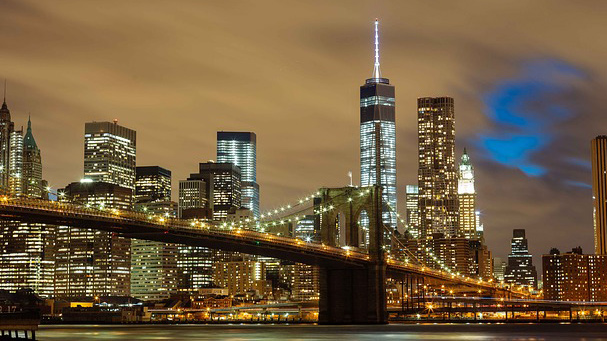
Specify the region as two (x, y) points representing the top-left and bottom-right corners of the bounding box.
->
(373, 19), (381, 79)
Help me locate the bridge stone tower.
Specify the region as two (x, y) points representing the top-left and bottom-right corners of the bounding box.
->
(317, 185), (387, 324)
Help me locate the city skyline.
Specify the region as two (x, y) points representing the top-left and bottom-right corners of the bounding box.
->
(1, 1), (606, 263)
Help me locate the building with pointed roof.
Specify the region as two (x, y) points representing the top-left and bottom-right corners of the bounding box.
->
(360, 19), (397, 239)
(23, 116), (44, 198)
(0, 87), (15, 191)
(458, 148), (477, 239)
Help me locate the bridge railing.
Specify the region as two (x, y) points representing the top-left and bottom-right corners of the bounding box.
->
(0, 195), (522, 294)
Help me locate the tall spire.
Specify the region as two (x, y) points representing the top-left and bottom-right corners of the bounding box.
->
(1, 80), (6, 110)
(372, 19), (381, 79)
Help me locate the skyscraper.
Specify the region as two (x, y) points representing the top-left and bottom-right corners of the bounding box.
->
(591, 136), (607, 255)
(360, 20), (397, 230)
(458, 149), (477, 239)
(405, 185), (420, 239)
(55, 181), (132, 298)
(417, 97), (458, 238)
(217, 131), (259, 218)
(84, 121), (136, 189)
(22, 117), (44, 198)
(131, 166), (178, 301)
(8, 128), (23, 195)
(190, 162), (242, 221)
(0, 94), (15, 191)
(504, 229), (537, 288)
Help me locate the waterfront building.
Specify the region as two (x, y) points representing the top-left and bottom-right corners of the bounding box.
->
(217, 131), (259, 218)
(0, 222), (55, 297)
(359, 20), (397, 233)
(83, 121), (136, 190)
(131, 166), (178, 301)
(55, 181), (132, 298)
(213, 261), (267, 296)
(504, 229), (537, 288)
(591, 136), (607, 254)
(417, 97), (458, 238)
(22, 117), (44, 198)
(405, 185), (420, 238)
(493, 257), (507, 282)
(458, 149), (477, 239)
(278, 261), (319, 301)
(543, 247), (607, 301)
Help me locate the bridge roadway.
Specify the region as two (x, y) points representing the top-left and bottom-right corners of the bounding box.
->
(0, 195), (513, 293)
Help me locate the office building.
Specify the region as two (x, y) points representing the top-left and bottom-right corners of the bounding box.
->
(0, 221), (55, 298)
(294, 214), (320, 242)
(217, 131), (260, 218)
(213, 260), (267, 296)
(543, 247), (607, 301)
(55, 181), (132, 298)
(189, 162), (241, 221)
(417, 97), (458, 238)
(405, 185), (420, 238)
(8, 129), (22, 195)
(592, 136), (607, 254)
(22, 117), (44, 198)
(0, 96), (15, 191)
(83, 121), (136, 189)
(504, 229), (537, 288)
(178, 179), (210, 219)
(279, 262), (320, 301)
(493, 257), (507, 282)
(458, 149), (477, 239)
(131, 166), (178, 301)
(359, 20), (397, 232)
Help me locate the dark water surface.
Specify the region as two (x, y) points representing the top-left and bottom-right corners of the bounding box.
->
(37, 323), (607, 340)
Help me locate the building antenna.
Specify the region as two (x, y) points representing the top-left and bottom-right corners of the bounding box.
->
(3, 79), (6, 104)
(348, 171), (353, 187)
(372, 19), (381, 79)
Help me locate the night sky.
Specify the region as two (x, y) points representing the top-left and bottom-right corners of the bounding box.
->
(1, 0), (606, 264)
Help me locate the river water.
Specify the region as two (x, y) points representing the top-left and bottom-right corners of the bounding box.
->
(37, 323), (607, 340)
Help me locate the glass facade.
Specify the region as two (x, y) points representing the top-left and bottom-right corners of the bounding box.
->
(8, 129), (23, 195)
(360, 78), (397, 231)
(217, 132), (259, 218)
(84, 121), (136, 190)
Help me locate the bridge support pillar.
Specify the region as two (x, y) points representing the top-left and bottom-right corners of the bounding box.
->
(318, 262), (387, 324)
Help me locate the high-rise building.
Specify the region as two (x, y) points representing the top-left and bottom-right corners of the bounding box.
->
(359, 20), (397, 231)
(8, 129), (23, 195)
(134, 166), (171, 203)
(131, 166), (178, 301)
(405, 185), (420, 238)
(417, 97), (458, 238)
(213, 261), (267, 296)
(0, 96), (15, 191)
(22, 117), (44, 198)
(217, 132), (259, 218)
(176, 162), (242, 292)
(294, 215), (319, 242)
(493, 257), (507, 282)
(504, 229), (537, 288)
(591, 136), (607, 255)
(84, 121), (136, 189)
(190, 162), (242, 221)
(458, 149), (477, 239)
(543, 247), (607, 301)
(55, 181), (132, 298)
(0, 221), (55, 297)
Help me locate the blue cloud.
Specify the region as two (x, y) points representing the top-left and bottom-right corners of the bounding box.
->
(478, 59), (587, 177)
